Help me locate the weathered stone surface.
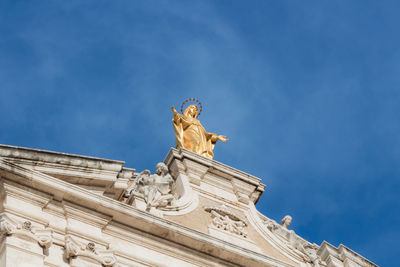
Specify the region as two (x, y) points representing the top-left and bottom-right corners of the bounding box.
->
(0, 144), (378, 267)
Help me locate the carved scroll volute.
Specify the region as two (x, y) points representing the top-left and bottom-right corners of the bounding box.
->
(33, 228), (53, 249)
(0, 216), (14, 235)
(65, 235), (117, 267)
(0, 216), (53, 249)
(65, 235), (80, 259)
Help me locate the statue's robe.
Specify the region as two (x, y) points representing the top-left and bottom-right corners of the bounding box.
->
(172, 112), (216, 159)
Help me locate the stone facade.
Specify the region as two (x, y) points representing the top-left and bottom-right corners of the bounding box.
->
(0, 144), (377, 267)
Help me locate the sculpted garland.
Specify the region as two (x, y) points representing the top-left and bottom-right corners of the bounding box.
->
(205, 205), (248, 237)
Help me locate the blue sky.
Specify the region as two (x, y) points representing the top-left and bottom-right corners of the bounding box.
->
(1, 1), (399, 265)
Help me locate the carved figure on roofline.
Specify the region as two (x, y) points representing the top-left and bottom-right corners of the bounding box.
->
(124, 162), (175, 211)
(264, 215), (322, 267)
(171, 98), (228, 159)
(281, 215), (292, 229)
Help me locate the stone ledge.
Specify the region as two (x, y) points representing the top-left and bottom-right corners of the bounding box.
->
(0, 144), (125, 172)
(164, 148), (266, 204)
(0, 158), (293, 267)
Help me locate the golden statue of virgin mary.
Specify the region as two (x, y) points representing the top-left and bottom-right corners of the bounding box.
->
(171, 99), (228, 159)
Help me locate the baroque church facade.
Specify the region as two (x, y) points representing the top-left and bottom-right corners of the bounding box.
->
(0, 144), (377, 266)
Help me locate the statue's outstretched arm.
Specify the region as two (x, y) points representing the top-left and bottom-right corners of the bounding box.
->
(218, 135), (228, 142)
(209, 133), (228, 143)
(171, 106), (181, 122)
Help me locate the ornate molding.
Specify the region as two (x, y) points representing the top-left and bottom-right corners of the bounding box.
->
(0, 215), (53, 249)
(204, 205), (247, 237)
(65, 235), (117, 267)
(264, 216), (323, 267)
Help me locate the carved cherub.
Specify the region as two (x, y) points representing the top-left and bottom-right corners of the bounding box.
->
(124, 163), (175, 210)
(124, 169), (151, 205)
(150, 162), (175, 208)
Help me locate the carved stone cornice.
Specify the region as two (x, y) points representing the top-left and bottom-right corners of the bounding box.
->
(65, 235), (117, 267)
(164, 148), (266, 204)
(0, 155), (308, 267)
(318, 241), (378, 267)
(0, 215), (53, 249)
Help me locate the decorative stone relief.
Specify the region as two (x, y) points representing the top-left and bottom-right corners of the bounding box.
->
(264, 215), (323, 267)
(124, 162), (175, 210)
(65, 235), (117, 267)
(0, 215), (53, 249)
(204, 205), (247, 237)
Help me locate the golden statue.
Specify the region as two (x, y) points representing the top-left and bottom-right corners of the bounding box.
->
(171, 98), (228, 159)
